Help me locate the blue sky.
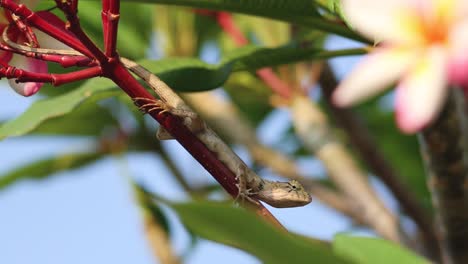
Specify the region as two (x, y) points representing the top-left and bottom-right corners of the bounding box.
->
(0, 36), (397, 264)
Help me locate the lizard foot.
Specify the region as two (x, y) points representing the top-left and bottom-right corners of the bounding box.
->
(234, 174), (260, 206)
(133, 97), (172, 115)
(234, 188), (260, 206)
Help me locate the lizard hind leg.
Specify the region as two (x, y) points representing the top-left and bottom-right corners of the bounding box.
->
(133, 97), (172, 115)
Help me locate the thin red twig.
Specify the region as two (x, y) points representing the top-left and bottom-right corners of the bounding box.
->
(102, 0), (120, 57)
(54, 0), (108, 63)
(0, 65), (102, 85)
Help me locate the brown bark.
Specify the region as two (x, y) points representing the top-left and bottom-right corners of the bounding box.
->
(420, 90), (468, 264)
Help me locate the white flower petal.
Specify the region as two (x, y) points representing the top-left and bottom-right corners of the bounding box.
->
(341, 0), (423, 43)
(454, 0), (468, 18)
(8, 54), (47, 96)
(333, 47), (416, 106)
(395, 46), (448, 133)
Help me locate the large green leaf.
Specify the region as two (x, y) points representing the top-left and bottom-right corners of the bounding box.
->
(0, 152), (103, 190)
(31, 101), (119, 136)
(223, 72), (273, 125)
(0, 45), (363, 140)
(314, 0), (348, 22)
(112, 0), (366, 42)
(0, 78), (119, 140)
(333, 234), (429, 264)
(141, 45), (364, 91)
(168, 201), (351, 263)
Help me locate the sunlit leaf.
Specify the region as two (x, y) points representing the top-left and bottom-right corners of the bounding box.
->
(333, 234), (429, 264)
(169, 200), (351, 263)
(112, 0), (365, 42)
(32, 102), (119, 136)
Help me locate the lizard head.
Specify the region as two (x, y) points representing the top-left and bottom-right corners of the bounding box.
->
(258, 180), (312, 208)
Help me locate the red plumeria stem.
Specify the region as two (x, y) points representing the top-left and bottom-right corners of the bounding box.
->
(216, 12), (248, 45)
(36, 54), (94, 68)
(10, 14), (39, 47)
(1, 65), (102, 85)
(102, 0), (120, 57)
(0, 42), (94, 67)
(256, 68), (294, 99)
(55, 0), (108, 63)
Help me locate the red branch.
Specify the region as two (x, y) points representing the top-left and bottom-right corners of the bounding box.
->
(1, 65), (102, 85)
(55, 0), (108, 63)
(102, 0), (120, 56)
(0, 41), (94, 67)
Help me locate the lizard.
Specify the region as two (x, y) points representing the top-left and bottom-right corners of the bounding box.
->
(2, 27), (312, 208)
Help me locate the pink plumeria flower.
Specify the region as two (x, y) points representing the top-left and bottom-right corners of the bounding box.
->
(332, 0), (468, 133)
(1, 0), (49, 96)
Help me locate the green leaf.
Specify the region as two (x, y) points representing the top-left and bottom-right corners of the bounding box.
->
(133, 182), (171, 233)
(314, 0), (347, 21)
(333, 234), (429, 264)
(0, 152), (103, 190)
(112, 0), (365, 42)
(139, 45), (365, 92)
(169, 201), (351, 264)
(0, 78), (119, 140)
(31, 101), (119, 136)
(223, 72), (273, 125)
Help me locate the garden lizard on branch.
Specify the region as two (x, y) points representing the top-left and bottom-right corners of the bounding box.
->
(2, 30), (312, 207)
(122, 58), (311, 208)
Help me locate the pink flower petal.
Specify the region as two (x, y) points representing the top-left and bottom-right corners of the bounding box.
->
(333, 47), (417, 106)
(8, 54), (47, 96)
(395, 46), (448, 133)
(341, 0), (424, 44)
(447, 19), (468, 85)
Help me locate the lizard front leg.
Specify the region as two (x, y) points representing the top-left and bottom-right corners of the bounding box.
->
(133, 97), (205, 139)
(233, 164), (262, 206)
